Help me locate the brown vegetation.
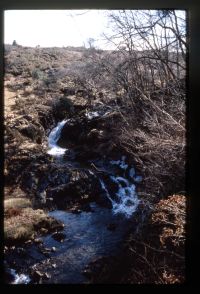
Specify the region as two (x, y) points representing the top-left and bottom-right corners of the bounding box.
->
(85, 194), (185, 284)
(4, 9), (186, 284)
(4, 205), (63, 245)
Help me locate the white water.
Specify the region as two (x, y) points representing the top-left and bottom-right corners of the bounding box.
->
(47, 120), (141, 218)
(47, 119), (68, 156)
(10, 269), (30, 284)
(110, 156), (128, 170)
(100, 174), (140, 218)
(85, 111), (100, 120)
(85, 110), (111, 120)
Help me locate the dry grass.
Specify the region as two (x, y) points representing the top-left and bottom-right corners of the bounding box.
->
(152, 194), (186, 249)
(125, 194), (186, 284)
(4, 207), (53, 244)
(4, 197), (31, 209)
(116, 93), (186, 198)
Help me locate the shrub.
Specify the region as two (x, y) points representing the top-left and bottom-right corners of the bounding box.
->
(31, 68), (46, 80)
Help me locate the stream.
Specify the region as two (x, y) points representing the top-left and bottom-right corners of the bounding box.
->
(7, 110), (142, 284)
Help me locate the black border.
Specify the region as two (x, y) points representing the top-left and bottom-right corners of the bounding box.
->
(1, 0), (199, 289)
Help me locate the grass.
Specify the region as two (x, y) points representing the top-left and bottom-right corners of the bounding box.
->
(5, 197), (32, 209)
(4, 197), (62, 245)
(4, 208), (49, 244)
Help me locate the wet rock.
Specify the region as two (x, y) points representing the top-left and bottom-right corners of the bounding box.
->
(102, 176), (119, 196)
(57, 116), (86, 146)
(81, 194), (90, 201)
(43, 247), (51, 252)
(51, 232), (66, 242)
(38, 247), (51, 257)
(35, 217), (64, 233)
(96, 193), (113, 209)
(34, 238), (43, 244)
(4, 268), (16, 283)
(25, 240), (32, 245)
(83, 256), (120, 283)
(37, 190), (46, 204)
(32, 270), (44, 281)
(81, 203), (93, 212)
(16, 247), (26, 256)
(51, 247), (56, 252)
(50, 169), (102, 209)
(40, 228), (48, 234)
(82, 268), (92, 278)
(44, 272), (51, 280)
(107, 223), (117, 231)
(69, 207), (82, 214)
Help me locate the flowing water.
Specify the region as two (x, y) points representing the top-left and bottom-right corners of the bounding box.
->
(47, 119), (69, 156)
(8, 115), (142, 284)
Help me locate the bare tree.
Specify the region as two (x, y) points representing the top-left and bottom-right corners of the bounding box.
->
(101, 10), (187, 198)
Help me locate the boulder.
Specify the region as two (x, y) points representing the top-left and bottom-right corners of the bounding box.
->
(51, 232), (66, 242)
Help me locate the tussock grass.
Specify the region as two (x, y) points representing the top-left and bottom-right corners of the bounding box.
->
(4, 207), (53, 244)
(5, 197), (31, 209)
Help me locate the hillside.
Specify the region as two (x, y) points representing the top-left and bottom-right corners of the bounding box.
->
(4, 44), (186, 284)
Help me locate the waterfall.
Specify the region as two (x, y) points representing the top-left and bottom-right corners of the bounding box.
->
(100, 175), (140, 218)
(47, 120), (141, 218)
(47, 119), (68, 156)
(99, 155), (141, 218)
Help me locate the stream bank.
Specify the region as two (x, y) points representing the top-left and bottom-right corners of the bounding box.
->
(4, 98), (145, 284)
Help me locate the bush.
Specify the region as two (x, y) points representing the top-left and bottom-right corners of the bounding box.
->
(31, 68), (46, 80)
(125, 194), (186, 284)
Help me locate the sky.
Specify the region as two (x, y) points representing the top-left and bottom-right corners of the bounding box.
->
(4, 10), (114, 49)
(4, 10), (186, 50)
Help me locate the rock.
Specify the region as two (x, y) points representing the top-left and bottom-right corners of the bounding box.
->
(57, 117), (86, 146)
(19, 123), (44, 143)
(69, 207), (82, 214)
(37, 190), (46, 204)
(4, 268), (16, 283)
(33, 270), (44, 281)
(51, 247), (56, 252)
(52, 264), (57, 268)
(107, 223), (117, 231)
(60, 87), (76, 96)
(81, 194), (90, 200)
(81, 203), (93, 212)
(96, 193), (113, 209)
(44, 272), (51, 280)
(82, 268), (92, 278)
(43, 247), (51, 252)
(34, 238), (43, 244)
(51, 232), (66, 242)
(25, 240), (32, 245)
(40, 228), (48, 234)
(76, 89), (88, 97)
(16, 247), (26, 255)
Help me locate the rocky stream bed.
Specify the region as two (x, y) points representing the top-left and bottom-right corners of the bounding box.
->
(4, 93), (145, 284)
